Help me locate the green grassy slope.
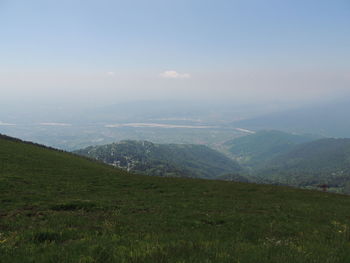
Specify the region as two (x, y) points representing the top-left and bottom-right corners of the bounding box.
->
(75, 140), (243, 179)
(2, 134), (350, 262)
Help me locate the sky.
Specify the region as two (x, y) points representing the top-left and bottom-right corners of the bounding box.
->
(0, 0), (349, 107)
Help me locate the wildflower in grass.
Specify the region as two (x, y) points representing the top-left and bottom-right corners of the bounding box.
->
(0, 233), (7, 244)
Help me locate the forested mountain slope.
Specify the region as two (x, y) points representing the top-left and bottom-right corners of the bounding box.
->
(225, 130), (318, 167)
(256, 138), (350, 191)
(75, 140), (243, 179)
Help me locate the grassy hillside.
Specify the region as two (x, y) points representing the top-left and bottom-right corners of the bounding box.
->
(257, 138), (350, 191)
(225, 130), (318, 168)
(75, 140), (243, 179)
(2, 134), (350, 262)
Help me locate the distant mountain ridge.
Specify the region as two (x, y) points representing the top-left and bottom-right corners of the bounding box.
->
(223, 131), (350, 192)
(232, 100), (350, 137)
(256, 138), (350, 191)
(75, 140), (243, 179)
(225, 130), (319, 168)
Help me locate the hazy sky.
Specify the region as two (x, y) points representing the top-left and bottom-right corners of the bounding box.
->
(1, 0), (349, 107)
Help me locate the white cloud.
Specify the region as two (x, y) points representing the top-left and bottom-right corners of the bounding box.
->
(106, 71), (116, 76)
(160, 70), (190, 79)
(0, 121), (15, 126)
(39, 122), (72, 126)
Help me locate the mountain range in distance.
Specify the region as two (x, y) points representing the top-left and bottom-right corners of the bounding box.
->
(256, 138), (350, 190)
(232, 99), (350, 138)
(224, 130), (350, 192)
(75, 140), (243, 180)
(224, 130), (321, 168)
(73, 130), (350, 193)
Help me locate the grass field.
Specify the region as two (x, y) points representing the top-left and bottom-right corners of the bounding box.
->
(1, 135), (350, 262)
